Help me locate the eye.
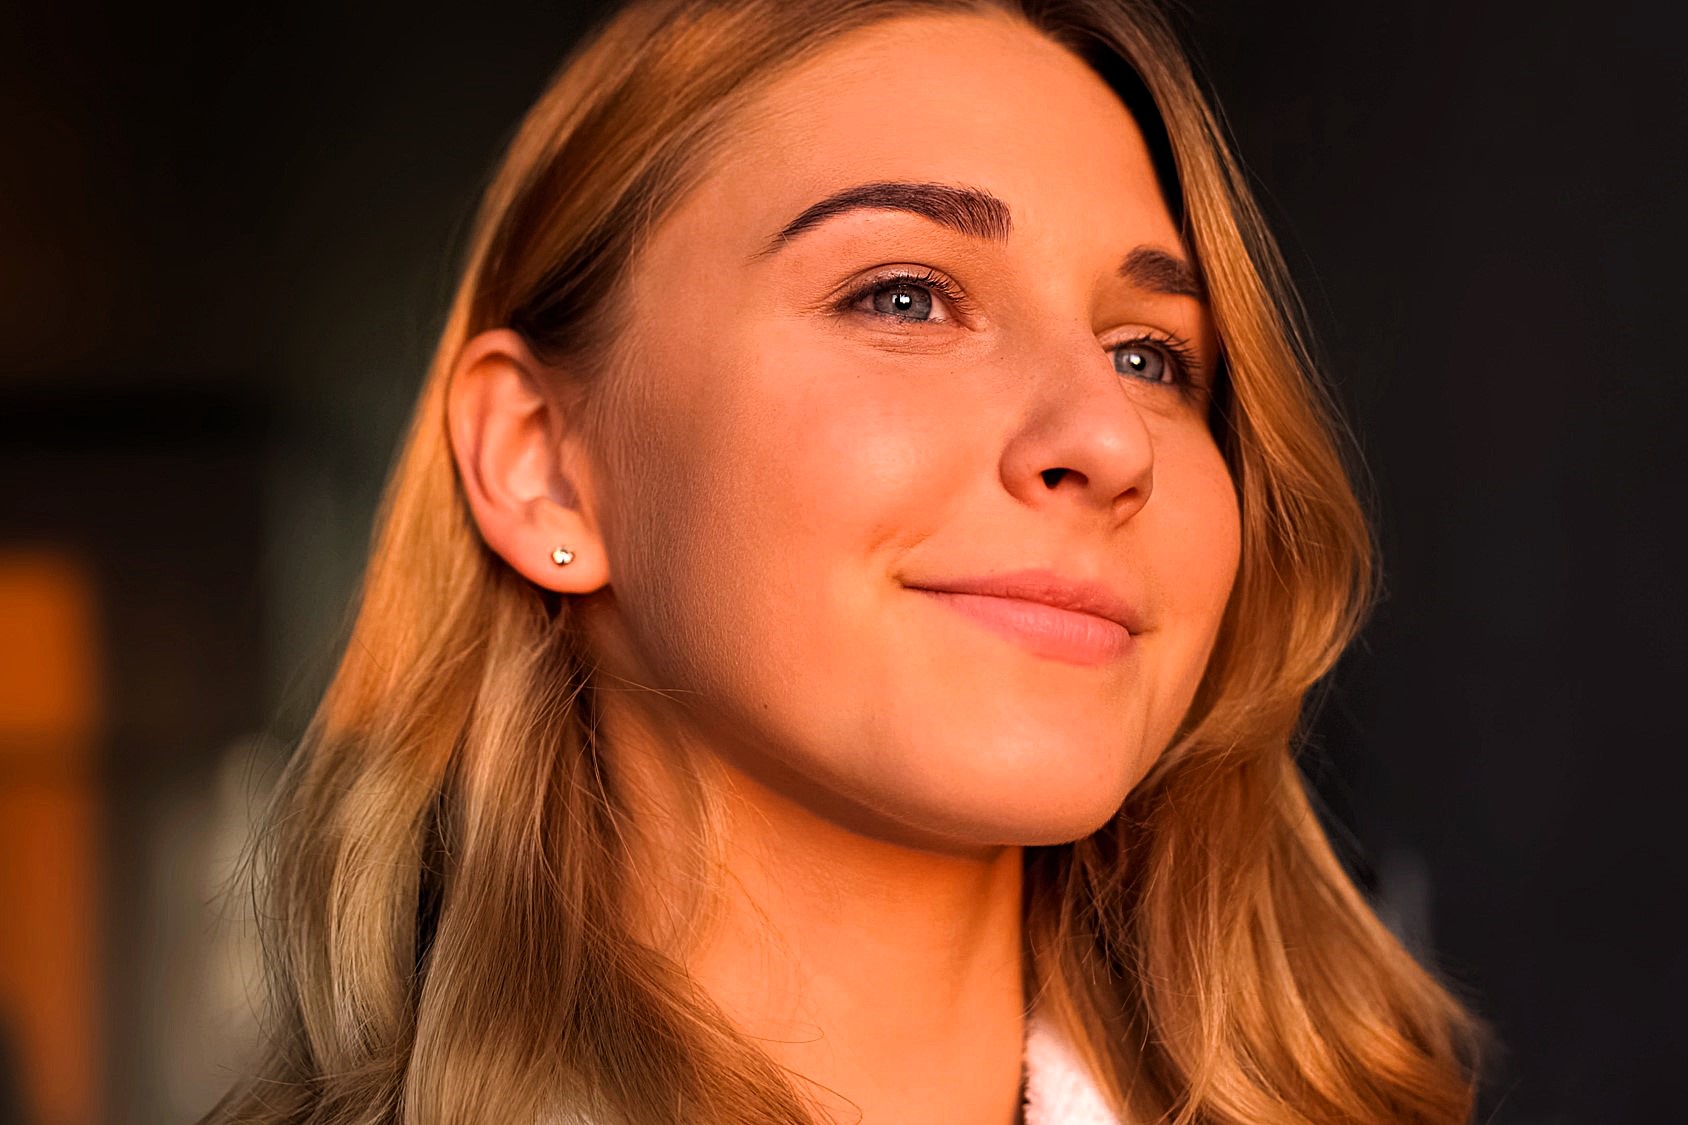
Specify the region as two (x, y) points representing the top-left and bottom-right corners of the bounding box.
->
(873, 283), (933, 320)
(838, 267), (969, 324)
(1109, 333), (1199, 390)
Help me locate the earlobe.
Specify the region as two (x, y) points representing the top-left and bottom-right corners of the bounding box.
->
(445, 328), (610, 595)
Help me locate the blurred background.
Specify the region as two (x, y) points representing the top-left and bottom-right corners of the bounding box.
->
(0, 1), (1681, 1121)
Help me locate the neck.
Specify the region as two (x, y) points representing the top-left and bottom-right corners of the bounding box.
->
(606, 712), (1028, 1124)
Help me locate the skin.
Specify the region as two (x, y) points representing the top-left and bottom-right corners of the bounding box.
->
(448, 11), (1241, 1124)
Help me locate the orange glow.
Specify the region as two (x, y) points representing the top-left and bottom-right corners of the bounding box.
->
(0, 549), (103, 1125)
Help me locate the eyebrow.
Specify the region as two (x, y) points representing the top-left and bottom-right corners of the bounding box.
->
(753, 179), (1204, 300)
(1117, 245), (1205, 300)
(753, 180), (1013, 258)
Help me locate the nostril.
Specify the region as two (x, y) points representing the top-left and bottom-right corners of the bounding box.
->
(1041, 467), (1070, 488)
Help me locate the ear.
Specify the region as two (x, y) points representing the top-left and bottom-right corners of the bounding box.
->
(446, 328), (610, 594)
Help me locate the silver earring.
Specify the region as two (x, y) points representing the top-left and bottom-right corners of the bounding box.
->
(550, 546), (576, 566)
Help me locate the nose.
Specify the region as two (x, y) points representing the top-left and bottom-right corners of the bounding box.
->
(998, 331), (1155, 524)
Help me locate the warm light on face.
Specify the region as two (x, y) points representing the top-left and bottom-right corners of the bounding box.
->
(577, 11), (1241, 850)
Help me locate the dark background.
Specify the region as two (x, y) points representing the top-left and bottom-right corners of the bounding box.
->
(1, 1), (1681, 1121)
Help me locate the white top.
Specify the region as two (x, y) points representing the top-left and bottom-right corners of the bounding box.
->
(1022, 1012), (1121, 1125)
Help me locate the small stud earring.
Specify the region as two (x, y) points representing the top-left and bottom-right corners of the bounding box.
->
(550, 546), (576, 566)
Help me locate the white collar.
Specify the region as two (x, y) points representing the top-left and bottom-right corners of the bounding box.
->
(1021, 1012), (1122, 1125)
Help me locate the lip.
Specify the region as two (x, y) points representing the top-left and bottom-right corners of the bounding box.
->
(904, 568), (1140, 667)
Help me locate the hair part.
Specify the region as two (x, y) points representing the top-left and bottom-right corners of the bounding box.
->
(206, 1), (1486, 1122)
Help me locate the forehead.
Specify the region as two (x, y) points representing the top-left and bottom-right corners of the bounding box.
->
(654, 11), (1181, 263)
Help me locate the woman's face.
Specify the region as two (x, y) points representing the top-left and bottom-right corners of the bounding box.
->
(578, 11), (1240, 849)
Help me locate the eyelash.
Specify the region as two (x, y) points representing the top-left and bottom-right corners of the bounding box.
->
(836, 269), (1203, 391)
(837, 267), (978, 325)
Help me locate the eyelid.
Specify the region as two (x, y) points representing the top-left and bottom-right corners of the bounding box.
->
(834, 266), (974, 323)
(1106, 326), (1208, 393)
(1104, 324), (1193, 355)
(832, 274), (1211, 396)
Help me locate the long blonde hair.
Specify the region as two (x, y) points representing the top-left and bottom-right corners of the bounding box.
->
(207, 1), (1485, 1121)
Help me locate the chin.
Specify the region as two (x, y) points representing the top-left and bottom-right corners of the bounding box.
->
(882, 750), (1147, 851)
(981, 788), (1133, 847)
(977, 726), (1153, 838)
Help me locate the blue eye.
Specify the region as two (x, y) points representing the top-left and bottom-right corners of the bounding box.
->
(1110, 335), (1201, 390)
(841, 267), (968, 323)
(871, 283), (934, 320)
(1114, 343), (1169, 384)
(839, 273), (1204, 396)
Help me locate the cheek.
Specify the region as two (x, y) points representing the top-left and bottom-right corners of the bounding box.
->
(1152, 432), (1241, 679)
(1171, 436), (1241, 592)
(598, 323), (969, 690)
(655, 316), (974, 543)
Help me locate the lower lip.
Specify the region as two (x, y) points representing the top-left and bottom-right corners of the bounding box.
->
(912, 589), (1134, 667)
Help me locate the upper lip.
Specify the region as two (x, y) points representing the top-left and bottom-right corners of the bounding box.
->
(906, 568), (1142, 633)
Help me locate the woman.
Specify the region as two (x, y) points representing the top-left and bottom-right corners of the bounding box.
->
(207, 0), (1484, 1121)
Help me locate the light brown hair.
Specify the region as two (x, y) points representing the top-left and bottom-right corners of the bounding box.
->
(206, 1), (1486, 1121)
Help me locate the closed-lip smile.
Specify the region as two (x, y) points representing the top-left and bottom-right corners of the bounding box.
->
(904, 568), (1141, 666)
(906, 568), (1141, 631)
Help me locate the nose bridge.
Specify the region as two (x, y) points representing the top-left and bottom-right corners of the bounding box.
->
(999, 314), (1156, 516)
